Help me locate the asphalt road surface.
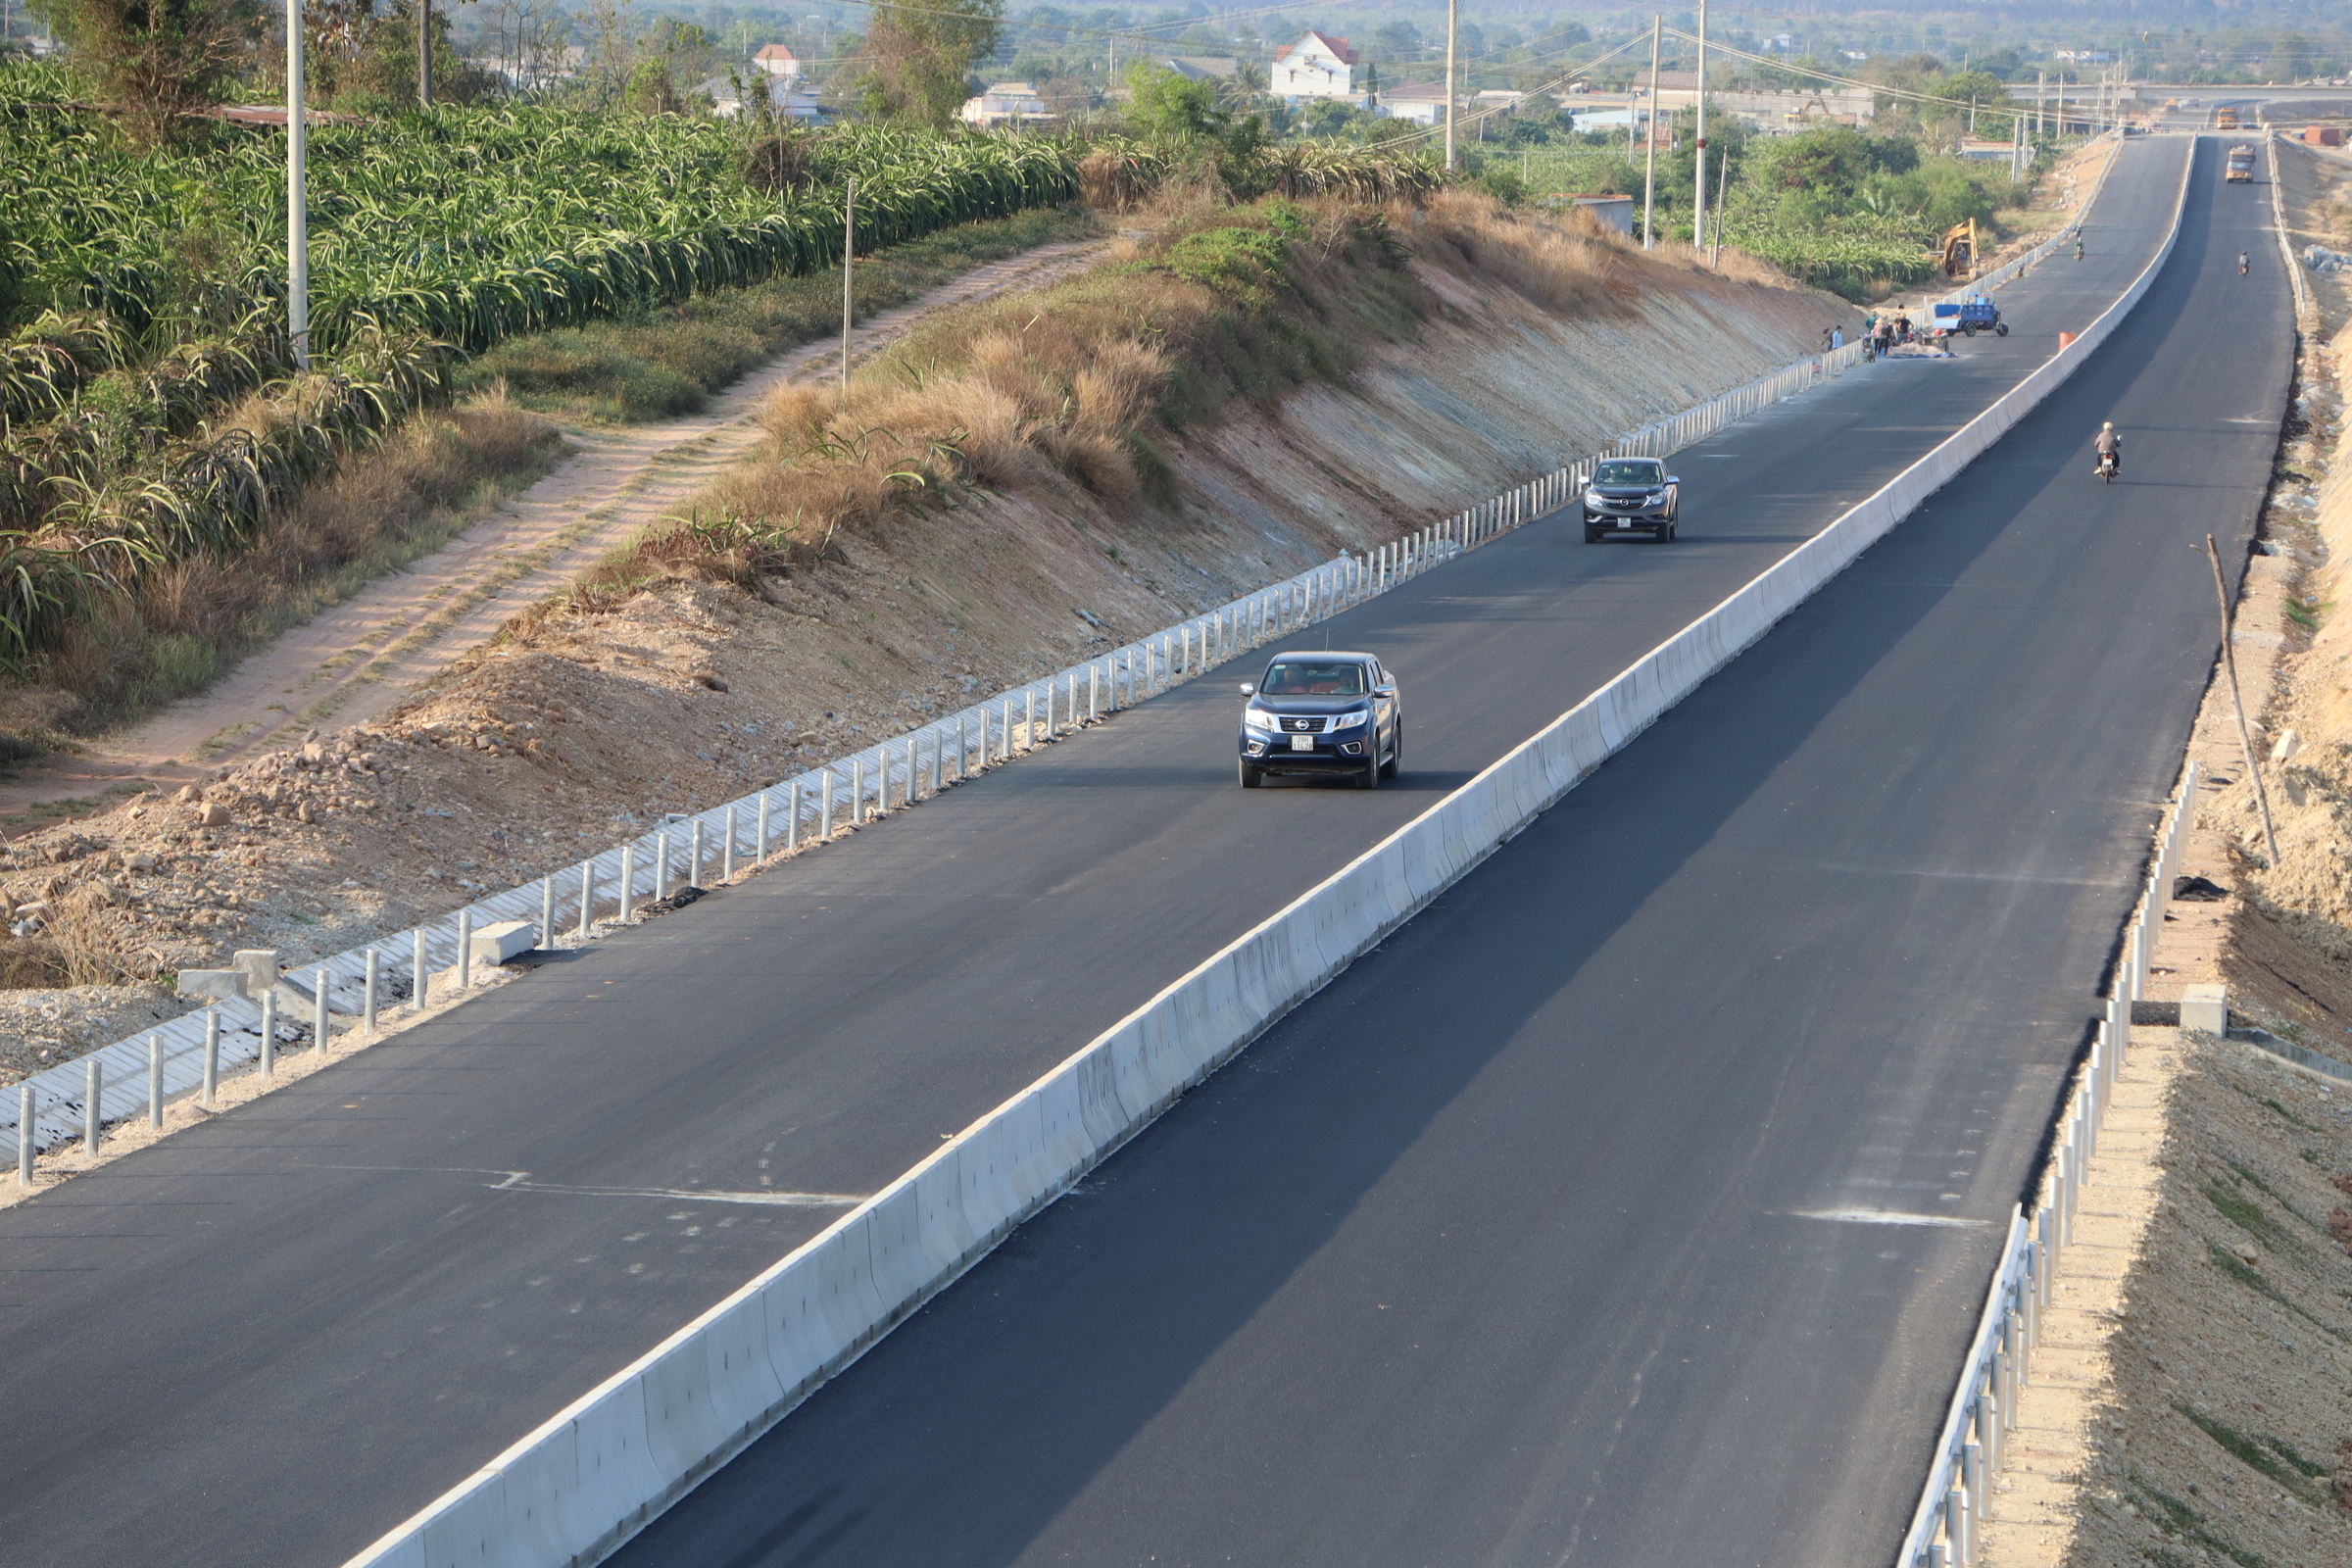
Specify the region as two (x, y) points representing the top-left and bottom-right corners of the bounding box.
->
(0, 139), (2202, 1568)
(608, 139), (2289, 1568)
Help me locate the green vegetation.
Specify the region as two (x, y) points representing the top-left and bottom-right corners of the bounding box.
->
(0, 58), (1075, 685)
(465, 203), (1102, 423)
(1513, 120), (2027, 300)
(2174, 1403), (2331, 1508)
(2125, 1463), (2277, 1568)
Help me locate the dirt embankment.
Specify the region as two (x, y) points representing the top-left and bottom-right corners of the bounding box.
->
(0, 201), (1848, 1079)
(1977, 138), (2352, 1568)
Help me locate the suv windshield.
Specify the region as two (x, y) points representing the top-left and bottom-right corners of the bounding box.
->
(1260, 661), (1367, 697)
(1593, 462), (1662, 486)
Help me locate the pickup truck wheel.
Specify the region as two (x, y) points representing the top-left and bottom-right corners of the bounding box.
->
(1379, 725), (1402, 779)
(1355, 749), (1380, 790)
(1583, 526), (1601, 543)
(1659, 517), (1677, 542)
(1239, 760), (1263, 789)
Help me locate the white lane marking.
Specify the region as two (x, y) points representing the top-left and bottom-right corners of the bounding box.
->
(496, 1175), (866, 1208)
(1814, 862), (2134, 888)
(314, 1165), (866, 1207)
(1788, 1208), (1992, 1228)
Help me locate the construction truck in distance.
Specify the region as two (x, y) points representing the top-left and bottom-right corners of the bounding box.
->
(2215, 106), (2240, 129)
(2226, 144), (2256, 183)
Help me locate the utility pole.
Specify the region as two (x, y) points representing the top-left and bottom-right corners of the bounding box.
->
(287, 0), (309, 370)
(839, 176), (855, 401)
(419, 0), (433, 105)
(1444, 0), (1456, 172)
(1693, 0), (1708, 258)
(1642, 15), (1660, 249)
(2035, 70), (2043, 137)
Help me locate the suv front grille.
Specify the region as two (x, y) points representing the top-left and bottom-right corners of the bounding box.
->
(1279, 716), (1324, 733)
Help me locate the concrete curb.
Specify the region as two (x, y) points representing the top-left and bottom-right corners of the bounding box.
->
(342, 138), (2195, 1568)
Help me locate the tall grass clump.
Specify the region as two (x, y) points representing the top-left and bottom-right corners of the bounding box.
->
(571, 198), (1425, 604)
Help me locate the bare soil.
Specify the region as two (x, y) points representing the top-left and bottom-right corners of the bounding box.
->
(0, 238), (1113, 825)
(1977, 135), (2352, 1568)
(0, 210), (1844, 1081)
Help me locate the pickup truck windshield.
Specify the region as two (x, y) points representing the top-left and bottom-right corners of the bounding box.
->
(1593, 462), (1662, 486)
(1261, 662), (1367, 697)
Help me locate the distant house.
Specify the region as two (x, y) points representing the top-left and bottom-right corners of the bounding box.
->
(1380, 78), (1449, 124)
(1273, 31), (1358, 100)
(2054, 49), (2113, 63)
(752, 44), (801, 78)
(1162, 55), (1238, 81)
(959, 81), (1054, 128)
(699, 74), (824, 121)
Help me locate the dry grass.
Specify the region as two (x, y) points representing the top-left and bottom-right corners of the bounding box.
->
(563, 197), (1426, 607)
(8, 393), (567, 741)
(566, 188), (1814, 613)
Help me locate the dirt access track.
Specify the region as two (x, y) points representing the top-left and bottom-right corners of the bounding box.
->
(0, 205), (1852, 1078)
(0, 238), (1112, 822)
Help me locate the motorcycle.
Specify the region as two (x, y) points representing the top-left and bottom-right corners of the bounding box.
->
(2095, 450), (2120, 483)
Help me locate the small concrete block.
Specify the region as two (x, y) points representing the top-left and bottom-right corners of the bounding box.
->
(197, 803), (230, 826)
(175, 969), (247, 1001)
(2180, 983), (2228, 1036)
(470, 920), (537, 966)
(231, 950), (280, 996)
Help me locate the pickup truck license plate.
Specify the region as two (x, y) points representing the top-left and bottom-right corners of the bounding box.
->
(1290, 734), (1315, 752)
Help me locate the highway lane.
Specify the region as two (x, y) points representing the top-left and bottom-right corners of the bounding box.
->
(609, 139), (2286, 1568)
(0, 142), (2189, 1567)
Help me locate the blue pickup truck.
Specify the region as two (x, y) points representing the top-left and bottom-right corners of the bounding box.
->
(1931, 293), (2008, 338)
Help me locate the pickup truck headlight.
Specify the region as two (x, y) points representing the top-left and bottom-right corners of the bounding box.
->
(1584, 489), (1605, 507)
(1244, 709), (1282, 732)
(1329, 709), (1370, 730)
(1648, 490), (1669, 505)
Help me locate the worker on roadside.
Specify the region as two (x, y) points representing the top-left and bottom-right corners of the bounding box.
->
(2092, 420), (2123, 478)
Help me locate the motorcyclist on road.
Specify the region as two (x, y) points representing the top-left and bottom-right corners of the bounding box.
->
(2093, 421), (2123, 477)
(2075, 233), (2086, 262)
(2238, 251), (2250, 275)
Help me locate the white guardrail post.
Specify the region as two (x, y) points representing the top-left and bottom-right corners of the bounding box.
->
(1898, 747), (2204, 1566)
(338, 137), (2192, 1568)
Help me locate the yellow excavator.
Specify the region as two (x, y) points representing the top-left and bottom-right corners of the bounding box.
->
(1936, 219), (1980, 279)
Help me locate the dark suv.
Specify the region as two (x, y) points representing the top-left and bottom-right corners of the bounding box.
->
(1237, 652), (1402, 789)
(1582, 457), (1681, 542)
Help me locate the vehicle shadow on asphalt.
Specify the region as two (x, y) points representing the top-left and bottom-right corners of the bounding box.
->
(613, 148), (2268, 1568)
(605, 440), (2045, 1568)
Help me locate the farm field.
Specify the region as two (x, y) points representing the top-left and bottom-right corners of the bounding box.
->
(0, 60), (1077, 700)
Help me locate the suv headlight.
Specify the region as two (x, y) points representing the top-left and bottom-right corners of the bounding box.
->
(1329, 709), (1370, 730)
(1244, 709), (1281, 732)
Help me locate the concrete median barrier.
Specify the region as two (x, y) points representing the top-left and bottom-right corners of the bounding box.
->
(346, 143), (2195, 1568)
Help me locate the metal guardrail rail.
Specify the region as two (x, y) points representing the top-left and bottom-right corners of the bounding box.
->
(1895, 764), (2199, 1568)
(5, 330), (1877, 1167)
(1895, 132), (2205, 1568)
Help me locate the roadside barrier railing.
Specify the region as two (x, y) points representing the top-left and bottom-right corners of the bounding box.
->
(0, 306), (1866, 1166)
(1895, 762), (2198, 1568)
(335, 121), (2194, 1568)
